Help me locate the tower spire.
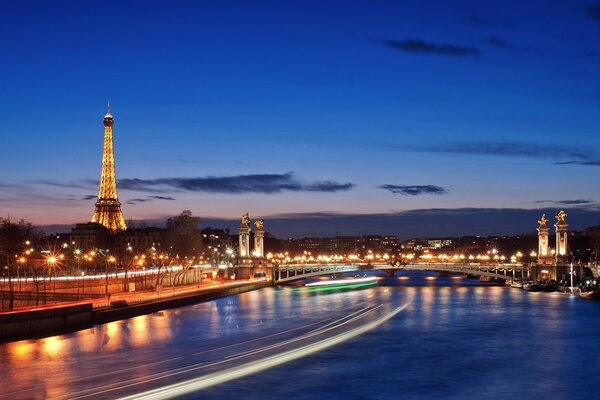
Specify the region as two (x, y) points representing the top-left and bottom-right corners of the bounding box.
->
(91, 105), (127, 232)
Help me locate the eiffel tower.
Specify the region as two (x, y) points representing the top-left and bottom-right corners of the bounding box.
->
(91, 102), (127, 232)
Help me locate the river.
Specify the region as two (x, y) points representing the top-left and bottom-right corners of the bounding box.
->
(1, 271), (599, 400)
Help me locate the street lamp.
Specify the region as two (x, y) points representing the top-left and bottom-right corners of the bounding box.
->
(47, 255), (58, 292)
(17, 257), (25, 291)
(105, 254), (116, 299)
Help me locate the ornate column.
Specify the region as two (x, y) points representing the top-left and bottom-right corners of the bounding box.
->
(537, 214), (549, 260)
(238, 213), (251, 259)
(555, 210), (568, 260)
(253, 220), (264, 258)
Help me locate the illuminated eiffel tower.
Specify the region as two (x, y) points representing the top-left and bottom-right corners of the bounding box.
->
(91, 102), (127, 232)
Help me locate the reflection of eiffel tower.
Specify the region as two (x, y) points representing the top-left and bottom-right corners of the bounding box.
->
(91, 103), (127, 232)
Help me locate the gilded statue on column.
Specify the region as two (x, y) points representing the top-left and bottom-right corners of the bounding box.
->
(537, 214), (547, 228)
(241, 213), (250, 226)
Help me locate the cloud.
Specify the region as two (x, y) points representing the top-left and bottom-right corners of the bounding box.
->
(33, 208), (600, 238)
(533, 199), (596, 206)
(33, 179), (96, 190)
(486, 36), (511, 48)
(587, 4), (600, 22)
(68, 194), (97, 201)
(30, 173), (354, 194)
(127, 198), (151, 204)
(198, 207), (600, 239)
(118, 173), (354, 194)
(380, 39), (480, 56)
(411, 141), (600, 165)
(126, 195), (176, 205)
(556, 160), (600, 166)
(379, 184), (449, 196)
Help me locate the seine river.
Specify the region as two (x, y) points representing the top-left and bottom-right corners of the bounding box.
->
(1, 271), (599, 400)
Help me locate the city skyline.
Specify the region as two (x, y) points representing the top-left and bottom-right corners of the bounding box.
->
(2, 1), (600, 237)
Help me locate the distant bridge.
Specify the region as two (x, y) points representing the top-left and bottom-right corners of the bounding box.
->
(274, 263), (527, 283)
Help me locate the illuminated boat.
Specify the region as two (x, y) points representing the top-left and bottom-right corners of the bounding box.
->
(304, 276), (377, 290)
(579, 289), (600, 300)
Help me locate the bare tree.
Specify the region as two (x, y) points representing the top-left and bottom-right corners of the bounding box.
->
(0, 218), (42, 310)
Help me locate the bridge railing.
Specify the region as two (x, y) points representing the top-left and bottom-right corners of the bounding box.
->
(275, 262), (528, 283)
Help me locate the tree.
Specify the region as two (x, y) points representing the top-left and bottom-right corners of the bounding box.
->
(165, 211), (203, 258)
(0, 218), (42, 310)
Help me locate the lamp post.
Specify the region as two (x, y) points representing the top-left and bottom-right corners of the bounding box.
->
(17, 256), (25, 292)
(570, 261), (574, 293)
(46, 255), (57, 293)
(125, 245), (132, 292)
(106, 255), (116, 299)
(2, 251), (14, 311)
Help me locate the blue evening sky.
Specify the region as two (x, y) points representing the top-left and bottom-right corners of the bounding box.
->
(1, 0), (600, 236)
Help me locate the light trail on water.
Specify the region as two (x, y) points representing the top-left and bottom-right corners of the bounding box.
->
(69, 305), (387, 399)
(116, 300), (412, 400)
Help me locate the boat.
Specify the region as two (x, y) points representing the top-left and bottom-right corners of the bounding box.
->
(304, 276), (377, 290)
(510, 280), (524, 288)
(579, 289), (600, 300)
(557, 285), (574, 294)
(523, 282), (542, 292)
(541, 282), (558, 292)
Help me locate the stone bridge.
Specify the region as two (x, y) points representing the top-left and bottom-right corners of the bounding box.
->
(274, 262), (527, 283)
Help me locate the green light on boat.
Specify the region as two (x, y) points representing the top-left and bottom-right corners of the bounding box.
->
(302, 281), (377, 293)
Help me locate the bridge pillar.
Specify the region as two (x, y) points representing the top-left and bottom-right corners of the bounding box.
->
(555, 210), (568, 265)
(238, 213), (251, 259)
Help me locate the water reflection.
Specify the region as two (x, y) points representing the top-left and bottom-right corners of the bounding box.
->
(42, 336), (65, 357)
(0, 278), (599, 400)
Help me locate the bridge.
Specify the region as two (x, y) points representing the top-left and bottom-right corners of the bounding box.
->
(274, 263), (528, 283)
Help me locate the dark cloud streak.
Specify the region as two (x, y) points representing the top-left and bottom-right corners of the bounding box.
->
(30, 173), (354, 195)
(118, 173), (354, 194)
(486, 36), (511, 48)
(380, 38), (480, 56)
(533, 199), (595, 206)
(126, 195), (176, 205)
(587, 4), (600, 22)
(411, 141), (600, 165)
(379, 185), (449, 196)
(127, 198), (151, 204)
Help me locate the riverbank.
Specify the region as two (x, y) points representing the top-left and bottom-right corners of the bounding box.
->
(0, 280), (272, 343)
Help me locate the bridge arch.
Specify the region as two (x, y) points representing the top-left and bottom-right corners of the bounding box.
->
(274, 263), (526, 283)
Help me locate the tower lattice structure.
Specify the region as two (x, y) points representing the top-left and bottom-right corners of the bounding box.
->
(91, 103), (127, 232)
